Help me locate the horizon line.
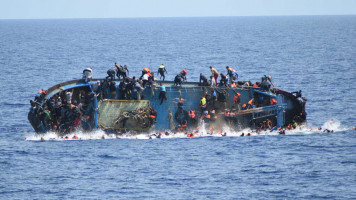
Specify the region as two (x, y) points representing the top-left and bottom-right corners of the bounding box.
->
(1, 14), (355, 20)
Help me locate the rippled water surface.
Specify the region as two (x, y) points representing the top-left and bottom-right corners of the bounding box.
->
(0, 16), (356, 199)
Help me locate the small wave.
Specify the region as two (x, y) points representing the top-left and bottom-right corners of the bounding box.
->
(2, 102), (28, 107)
(98, 154), (118, 159)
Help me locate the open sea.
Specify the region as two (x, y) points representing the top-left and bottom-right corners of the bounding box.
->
(0, 16), (356, 199)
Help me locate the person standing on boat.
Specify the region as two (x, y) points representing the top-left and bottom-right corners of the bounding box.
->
(115, 63), (129, 80)
(142, 72), (150, 88)
(210, 76), (216, 87)
(260, 75), (273, 91)
(226, 66), (238, 84)
(219, 73), (228, 86)
(174, 69), (187, 86)
(199, 73), (209, 86)
(133, 80), (144, 100)
(106, 69), (116, 81)
(82, 68), (93, 83)
(157, 64), (168, 81)
(210, 66), (219, 84)
(140, 67), (151, 79)
(122, 65), (129, 79)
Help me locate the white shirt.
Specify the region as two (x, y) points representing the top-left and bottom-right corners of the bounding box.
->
(143, 74), (150, 81)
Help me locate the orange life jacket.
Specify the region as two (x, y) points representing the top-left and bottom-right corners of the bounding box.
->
(224, 111), (230, 117)
(182, 69), (187, 75)
(150, 115), (156, 119)
(248, 99), (253, 105)
(253, 83), (258, 87)
(270, 98), (277, 105)
(233, 93), (240, 102)
(188, 110), (196, 119)
(187, 133), (194, 138)
(143, 68), (150, 73)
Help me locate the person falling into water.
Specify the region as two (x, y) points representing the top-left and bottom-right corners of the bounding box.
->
(157, 64), (168, 81)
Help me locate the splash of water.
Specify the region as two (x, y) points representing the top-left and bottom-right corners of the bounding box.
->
(25, 119), (348, 141)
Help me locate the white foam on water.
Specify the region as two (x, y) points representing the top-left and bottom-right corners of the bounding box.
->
(25, 119), (348, 141)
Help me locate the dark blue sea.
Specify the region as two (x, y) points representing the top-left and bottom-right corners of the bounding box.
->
(0, 16), (356, 199)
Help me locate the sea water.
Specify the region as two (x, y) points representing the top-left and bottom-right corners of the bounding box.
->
(0, 16), (356, 199)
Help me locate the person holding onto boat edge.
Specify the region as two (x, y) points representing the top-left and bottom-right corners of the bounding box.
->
(174, 69), (187, 86)
(219, 73), (228, 86)
(199, 73), (209, 86)
(115, 63), (129, 80)
(158, 64), (168, 81)
(226, 66), (238, 84)
(231, 92), (241, 112)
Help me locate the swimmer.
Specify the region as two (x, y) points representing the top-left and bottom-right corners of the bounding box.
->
(187, 133), (194, 138)
(279, 130), (286, 135)
(323, 129), (334, 133)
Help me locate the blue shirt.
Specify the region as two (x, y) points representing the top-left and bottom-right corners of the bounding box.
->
(158, 85), (166, 92)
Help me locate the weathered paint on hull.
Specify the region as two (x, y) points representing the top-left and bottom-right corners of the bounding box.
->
(32, 79), (306, 133)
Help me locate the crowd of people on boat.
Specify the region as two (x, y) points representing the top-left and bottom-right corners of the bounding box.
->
(82, 63), (274, 90)
(79, 63), (277, 105)
(28, 88), (97, 134)
(29, 63), (290, 134)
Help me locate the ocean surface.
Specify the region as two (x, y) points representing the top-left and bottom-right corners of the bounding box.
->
(0, 16), (356, 199)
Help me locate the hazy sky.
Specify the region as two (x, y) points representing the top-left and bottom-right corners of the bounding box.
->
(0, 0), (355, 19)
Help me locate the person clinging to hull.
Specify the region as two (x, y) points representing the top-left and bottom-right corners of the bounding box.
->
(231, 92), (241, 112)
(157, 82), (167, 105)
(157, 64), (168, 81)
